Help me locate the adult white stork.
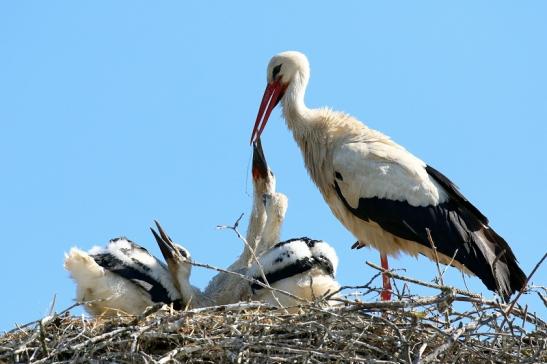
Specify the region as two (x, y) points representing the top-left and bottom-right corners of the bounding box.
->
(248, 192), (340, 309)
(250, 51), (526, 301)
(204, 139), (276, 304)
(65, 236), (187, 317)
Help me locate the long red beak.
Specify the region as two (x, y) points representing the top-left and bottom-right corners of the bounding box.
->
(250, 80), (287, 144)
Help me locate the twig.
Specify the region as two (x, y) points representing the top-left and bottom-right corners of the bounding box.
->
(425, 229), (451, 328)
(366, 261), (481, 298)
(412, 342), (427, 364)
(423, 311), (499, 363)
(2, 258), (545, 363)
(217, 213), (287, 310)
(189, 259), (307, 304)
(538, 292), (547, 308)
(216, 212), (245, 232)
(47, 294), (57, 316)
(6, 302), (82, 335)
(326, 271), (382, 299)
(37, 320), (48, 357)
(158, 346), (201, 363)
(500, 252), (547, 329)
(425, 228), (445, 288)
(440, 249), (459, 280)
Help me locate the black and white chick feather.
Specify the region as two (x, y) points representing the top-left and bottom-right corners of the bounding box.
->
(248, 237), (340, 309)
(247, 191), (341, 310)
(65, 236), (184, 317)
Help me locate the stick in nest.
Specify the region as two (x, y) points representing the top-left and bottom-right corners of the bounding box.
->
(500, 251), (547, 330)
(1, 267), (546, 363)
(216, 213), (290, 311)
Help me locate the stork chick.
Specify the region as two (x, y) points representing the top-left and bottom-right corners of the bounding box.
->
(248, 192), (341, 310)
(65, 237), (183, 317)
(248, 138), (277, 256)
(150, 220), (210, 308)
(204, 139), (276, 304)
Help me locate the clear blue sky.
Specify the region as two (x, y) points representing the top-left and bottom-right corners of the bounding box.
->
(1, 2), (545, 331)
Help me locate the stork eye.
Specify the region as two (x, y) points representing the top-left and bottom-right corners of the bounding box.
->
(176, 247), (188, 258)
(272, 64), (282, 80)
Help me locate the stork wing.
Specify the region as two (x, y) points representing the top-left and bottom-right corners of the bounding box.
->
(92, 238), (176, 305)
(332, 141), (525, 299)
(92, 251), (173, 303)
(332, 141), (443, 208)
(425, 164), (488, 224)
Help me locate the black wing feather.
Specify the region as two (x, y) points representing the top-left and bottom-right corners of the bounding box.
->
(251, 256), (315, 292)
(426, 165), (488, 224)
(333, 179), (526, 300)
(92, 253), (179, 307)
(251, 238), (335, 292)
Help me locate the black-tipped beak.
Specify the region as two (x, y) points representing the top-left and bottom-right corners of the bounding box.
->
(151, 220), (177, 262)
(252, 138), (269, 180)
(351, 241), (367, 250)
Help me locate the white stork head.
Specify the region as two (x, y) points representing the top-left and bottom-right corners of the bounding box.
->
(266, 51), (309, 85)
(251, 51), (310, 144)
(150, 221), (192, 298)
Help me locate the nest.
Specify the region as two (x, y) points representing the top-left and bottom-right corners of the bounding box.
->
(1, 263), (545, 364)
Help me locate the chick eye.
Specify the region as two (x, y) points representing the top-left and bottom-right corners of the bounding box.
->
(177, 247), (188, 258)
(272, 64), (282, 79)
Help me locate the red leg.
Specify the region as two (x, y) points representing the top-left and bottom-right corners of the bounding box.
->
(380, 253), (392, 301)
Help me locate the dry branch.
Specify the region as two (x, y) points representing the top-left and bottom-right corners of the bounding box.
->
(1, 270), (545, 364)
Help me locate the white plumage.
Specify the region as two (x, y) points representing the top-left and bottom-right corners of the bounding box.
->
(256, 192), (288, 254)
(64, 237), (183, 317)
(248, 191), (340, 310)
(333, 142), (444, 207)
(205, 139), (341, 309)
(250, 51), (526, 300)
(204, 139), (276, 305)
(64, 220), (211, 316)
